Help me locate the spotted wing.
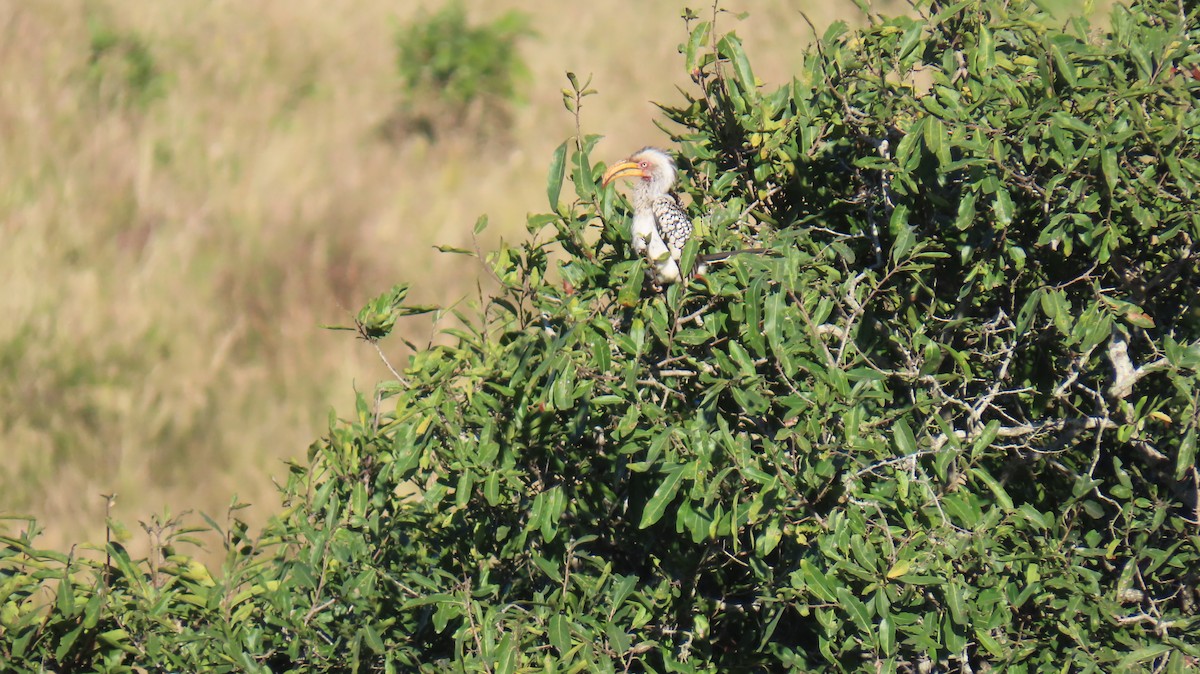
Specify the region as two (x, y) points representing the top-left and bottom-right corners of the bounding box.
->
(651, 194), (693, 260)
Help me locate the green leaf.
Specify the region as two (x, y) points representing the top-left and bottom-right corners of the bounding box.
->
(549, 614), (571, 655)
(799, 560), (837, 602)
(972, 466), (1014, 511)
(972, 419), (1001, 459)
(534, 556), (563, 583)
(1016, 289), (1042, 334)
(755, 520), (783, 556)
(879, 612), (896, 655)
(495, 632), (517, 674)
(727, 339), (757, 377)
(97, 629), (132, 649)
(1118, 644), (1172, 669)
(923, 116), (944, 160)
(676, 497), (711, 543)
(954, 190), (977, 230)
(717, 34), (756, 93)
(483, 472), (501, 505)
(1129, 41), (1153, 81)
(898, 24), (923, 62)
(548, 140), (568, 209)
(572, 147), (597, 200)
(921, 115), (952, 167)
(1051, 111), (1095, 136)
(744, 278), (766, 357)
(973, 25), (995, 74)
(837, 586), (873, 632)
(893, 419), (917, 455)
(894, 574), (945, 586)
(1177, 429), (1196, 481)
(992, 189), (1013, 227)
(946, 580), (968, 625)
(610, 575), (638, 609)
(639, 465), (686, 528)
(56, 624), (84, 661)
(617, 261), (643, 307)
(1101, 148), (1119, 193)
(56, 575), (75, 617)
(896, 122), (922, 169)
(456, 470), (474, 509)
(975, 628), (1005, 658)
(890, 206), (914, 264)
(1049, 41), (1077, 87)
(605, 623), (632, 654)
(685, 21), (711, 74)
(541, 486), (566, 541)
(764, 290), (788, 369)
(361, 624), (385, 653)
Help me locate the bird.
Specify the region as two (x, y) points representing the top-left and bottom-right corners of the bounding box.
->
(601, 147), (693, 285)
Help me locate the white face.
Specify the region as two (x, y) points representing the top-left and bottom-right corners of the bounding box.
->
(630, 148), (676, 190)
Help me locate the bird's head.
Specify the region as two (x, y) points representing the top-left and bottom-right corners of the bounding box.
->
(601, 147), (677, 198)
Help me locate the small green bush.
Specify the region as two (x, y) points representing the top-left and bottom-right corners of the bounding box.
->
(84, 15), (169, 110)
(390, 4), (531, 139)
(3, 0), (1199, 671)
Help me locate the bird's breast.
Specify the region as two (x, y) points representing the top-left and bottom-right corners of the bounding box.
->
(631, 211), (657, 254)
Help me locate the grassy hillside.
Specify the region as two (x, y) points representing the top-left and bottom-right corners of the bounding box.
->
(0, 0), (1091, 560)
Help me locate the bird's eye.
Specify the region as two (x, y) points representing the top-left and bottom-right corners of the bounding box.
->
(639, 161), (649, 168)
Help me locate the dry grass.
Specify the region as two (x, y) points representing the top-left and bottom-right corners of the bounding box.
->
(0, 0), (1094, 562)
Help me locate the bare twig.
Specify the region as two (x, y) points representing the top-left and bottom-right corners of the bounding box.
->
(369, 339), (408, 387)
(930, 416), (1118, 453)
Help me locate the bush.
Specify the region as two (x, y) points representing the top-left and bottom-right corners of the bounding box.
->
(84, 14), (169, 110)
(389, 3), (531, 140)
(3, 0), (1199, 671)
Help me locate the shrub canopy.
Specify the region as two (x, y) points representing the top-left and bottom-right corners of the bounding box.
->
(3, 0), (1200, 671)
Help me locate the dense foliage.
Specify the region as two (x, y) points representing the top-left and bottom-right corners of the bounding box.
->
(3, 0), (1199, 671)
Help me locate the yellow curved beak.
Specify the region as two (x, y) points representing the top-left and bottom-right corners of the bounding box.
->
(601, 160), (645, 186)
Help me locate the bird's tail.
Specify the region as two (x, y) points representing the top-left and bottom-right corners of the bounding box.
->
(693, 248), (773, 276)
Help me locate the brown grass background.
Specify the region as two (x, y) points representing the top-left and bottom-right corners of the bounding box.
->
(0, 0), (1091, 562)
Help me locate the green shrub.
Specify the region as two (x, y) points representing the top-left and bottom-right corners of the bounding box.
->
(390, 4), (531, 140)
(84, 15), (169, 110)
(3, 0), (1199, 671)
